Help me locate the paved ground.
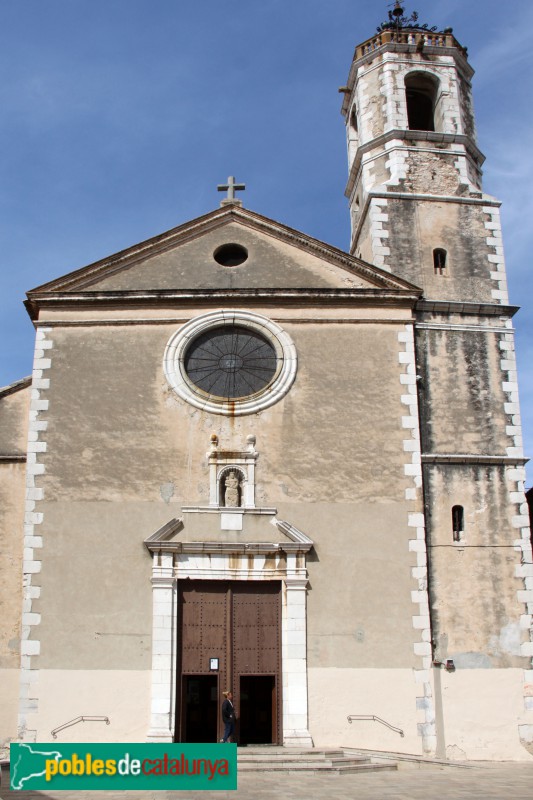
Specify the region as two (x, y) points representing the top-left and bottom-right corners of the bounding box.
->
(2, 761), (533, 800)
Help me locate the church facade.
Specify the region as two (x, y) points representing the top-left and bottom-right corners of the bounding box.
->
(1, 9), (532, 761)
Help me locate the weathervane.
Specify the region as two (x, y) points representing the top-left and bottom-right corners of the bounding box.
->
(377, 1), (437, 33)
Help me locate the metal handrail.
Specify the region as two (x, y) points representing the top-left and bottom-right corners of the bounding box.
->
(347, 715), (404, 737)
(51, 716), (110, 739)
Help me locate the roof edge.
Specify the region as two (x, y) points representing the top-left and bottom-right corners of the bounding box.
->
(0, 376), (32, 399)
(26, 205), (420, 299)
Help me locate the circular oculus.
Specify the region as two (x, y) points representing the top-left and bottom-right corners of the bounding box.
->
(163, 311), (297, 416)
(184, 325), (278, 400)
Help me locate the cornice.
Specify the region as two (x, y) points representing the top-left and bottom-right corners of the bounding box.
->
(143, 515), (314, 555)
(415, 300), (518, 318)
(345, 129), (485, 199)
(25, 287), (422, 321)
(422, 454), (529, 467)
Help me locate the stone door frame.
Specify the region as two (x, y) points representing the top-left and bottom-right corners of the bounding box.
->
(144, 518), (313, 747)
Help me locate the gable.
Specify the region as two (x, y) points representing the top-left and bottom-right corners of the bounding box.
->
(76, 221), (377, 292)
(27, 206), (420, 297)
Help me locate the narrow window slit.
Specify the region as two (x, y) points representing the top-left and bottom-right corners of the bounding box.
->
(452, 505), (464, 542)
(433, 248), (447, 275)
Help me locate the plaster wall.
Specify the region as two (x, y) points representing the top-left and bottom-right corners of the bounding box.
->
(0, 385), (29, 750)
(354, 213), (373, 263)
(308, 668), (422, 754)
(425, 464), (525, 667)
(29, 315), (420, 689)
(0, 383), (30, 453)
(0, 464), (26, 670)
(416, 328), (508, 454)
(31, 670), (151, 743)
(0, 669), (20, 755)
(457, 72), (476, 142)
(355, 62), (385, 147)
(280, 503), (418, 669)
(35, 318), (412, 500)
(436, 668), (532, 761)
(386, 198), (500, 302)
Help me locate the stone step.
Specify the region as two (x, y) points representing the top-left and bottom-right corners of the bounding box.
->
(238, 747), (343, 754)
(238, 761), (397, 774)
(238, 749), (347, 761)
(239, 755), (368, 765)
(236, 746), (398, 774)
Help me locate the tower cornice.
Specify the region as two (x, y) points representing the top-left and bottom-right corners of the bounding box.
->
(344, 129), (485, 200)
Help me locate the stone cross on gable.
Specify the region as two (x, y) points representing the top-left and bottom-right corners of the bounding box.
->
(217, 176), (246, 207)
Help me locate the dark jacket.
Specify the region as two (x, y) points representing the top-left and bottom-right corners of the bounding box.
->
(222, 698), (235, 723)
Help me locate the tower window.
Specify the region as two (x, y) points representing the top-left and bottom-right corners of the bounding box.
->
(452, 505), (464, 542)
(433, 248), (447, 275)
(350, 106), (358, 132)
(405, 73), (438, 132)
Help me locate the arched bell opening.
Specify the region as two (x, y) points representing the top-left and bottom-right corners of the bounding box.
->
(405, 72), (439, 132)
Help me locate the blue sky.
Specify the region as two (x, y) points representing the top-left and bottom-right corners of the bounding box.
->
(0, 0), (531, 481)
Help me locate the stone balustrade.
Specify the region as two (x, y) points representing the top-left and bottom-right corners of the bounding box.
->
(356, 30), (465, 59)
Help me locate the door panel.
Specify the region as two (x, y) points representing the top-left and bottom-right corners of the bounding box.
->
(176, 581), (282, 744)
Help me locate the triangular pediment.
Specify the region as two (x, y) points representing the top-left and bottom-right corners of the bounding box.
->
(27, 205), (419, 299)
(144, 514), (313, 554)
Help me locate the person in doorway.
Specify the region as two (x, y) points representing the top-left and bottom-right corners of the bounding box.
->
(221, 690), (236, 743)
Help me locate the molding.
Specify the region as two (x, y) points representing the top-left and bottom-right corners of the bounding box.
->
(422, 454), (529, 467)
(416, 300), (518, 318)
(33, 316), (417, 329)
(181, 506), (277, 515)
(345, 129), (485, 199)
(145, 531), (313, 745)
(207, 435), (259, 508)
(144, 518), (184, 546)
(143, 516), (314, 556)
(272, 519), (314, 549)
(416, 323), (513, 334)
(26, 288), (422, 322)
(370, 189), (497, 206)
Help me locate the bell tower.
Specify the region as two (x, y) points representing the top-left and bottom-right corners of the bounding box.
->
(340, 3), (507, 306)
(339, 4), (533, 758)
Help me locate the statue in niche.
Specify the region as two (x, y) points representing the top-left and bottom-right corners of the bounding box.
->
(224, 471), (241, 508)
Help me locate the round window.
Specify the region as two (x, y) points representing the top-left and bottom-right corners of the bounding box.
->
(184, 325), (278, 399)
(213, 243), (248, 267)
(163, 311), (297, 416)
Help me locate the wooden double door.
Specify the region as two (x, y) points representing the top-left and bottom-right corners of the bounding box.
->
(175, 580), (282, 744)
